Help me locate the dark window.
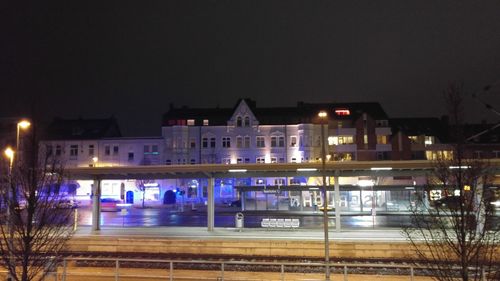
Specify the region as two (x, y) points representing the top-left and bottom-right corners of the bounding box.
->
(202, 137), (208, 148)
(46, 145), (53, 156)
(70, 145), (78, 158)
(128, 152), (134, 161)
(210, 138), (216, 148)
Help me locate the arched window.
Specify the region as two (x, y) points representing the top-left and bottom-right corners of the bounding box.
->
(244, 116), (250, 127)
(236, 116), (242, 127)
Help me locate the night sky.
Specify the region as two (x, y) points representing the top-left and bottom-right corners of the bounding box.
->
(2, 1), (500, 136)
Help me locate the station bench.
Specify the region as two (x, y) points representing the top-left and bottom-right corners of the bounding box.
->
(261, 218), (300, 229)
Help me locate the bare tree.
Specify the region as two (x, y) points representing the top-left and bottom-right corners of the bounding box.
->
(403, 83), (500, 281)
(0, 124), (75, 281)
(136, 179), (155, 208)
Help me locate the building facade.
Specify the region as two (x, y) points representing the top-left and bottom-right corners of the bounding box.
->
(38, 100), (500, 213)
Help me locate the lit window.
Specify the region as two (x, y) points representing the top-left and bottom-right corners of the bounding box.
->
(424, 136), (434, 145)
(187, 119), (195, 126)
(290, 136), (297, 147)
(377, 135), (388, 144)
(408, 136), (418, 144)
(331, 136), (354, 145)
(363, 134), (368, 144)
(203, 119), (209, 126)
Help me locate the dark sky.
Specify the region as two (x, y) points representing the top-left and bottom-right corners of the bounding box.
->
(2, 1), (500, 136)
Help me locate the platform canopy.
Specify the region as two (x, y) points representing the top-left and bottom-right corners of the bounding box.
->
(65, 160), (500, 180)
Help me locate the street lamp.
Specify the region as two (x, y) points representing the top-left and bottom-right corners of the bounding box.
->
(16, 120), (31, 162)
(318, 110), (330, 280)
(4, 147), (14, 174)
(4, 147), (15, 280)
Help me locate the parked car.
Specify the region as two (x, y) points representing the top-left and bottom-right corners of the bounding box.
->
(56, 198), (79, 209)
(433, 196), (462, 210)
(101, 198), (121, 212)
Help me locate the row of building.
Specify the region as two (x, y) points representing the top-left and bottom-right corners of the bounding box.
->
(3, 99), (499, 212)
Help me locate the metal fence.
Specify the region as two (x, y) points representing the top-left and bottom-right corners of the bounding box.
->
(0, 257), (489, 281)
(55, 257), (420, 281)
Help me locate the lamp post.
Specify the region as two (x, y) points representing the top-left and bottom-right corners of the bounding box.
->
(4, 147), (14, 280)
(16, 120), (31, 163)
(318, 111), (330, 280)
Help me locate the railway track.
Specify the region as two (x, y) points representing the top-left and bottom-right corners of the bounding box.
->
(61, 251), (433, 277)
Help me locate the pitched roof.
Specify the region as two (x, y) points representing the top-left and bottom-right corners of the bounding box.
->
(45, 117), (122, 140)
(162, 100), (389, 126)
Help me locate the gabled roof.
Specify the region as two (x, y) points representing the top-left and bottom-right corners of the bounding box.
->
(162, 100), (389, 126)
(45, 117), (122, 140)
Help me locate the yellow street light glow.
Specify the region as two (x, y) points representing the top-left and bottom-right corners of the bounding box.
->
(92, 157), (98, 163)
(464, 185), (471, 191)
(318, 111), (328, 118)
(18, 120), (31, 129)
(4, 147), (14, 160)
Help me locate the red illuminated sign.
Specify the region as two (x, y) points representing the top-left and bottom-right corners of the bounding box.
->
(334, 109), (350, 116)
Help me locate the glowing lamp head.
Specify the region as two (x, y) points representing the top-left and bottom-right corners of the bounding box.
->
(92, 157), (98, 163)
(4, 147), (14, 160)
(18, 120), (31, 129)
(318, 111), (328, 118)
